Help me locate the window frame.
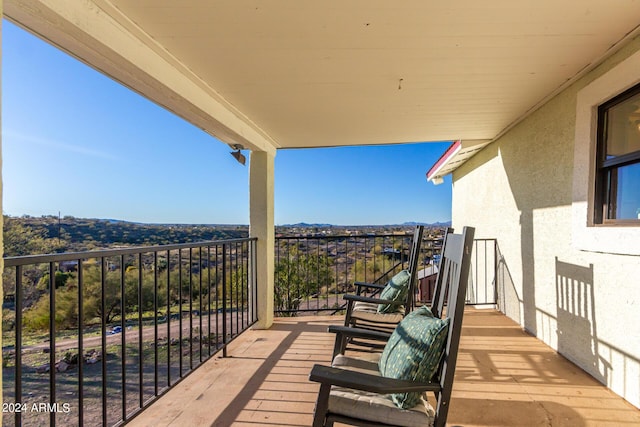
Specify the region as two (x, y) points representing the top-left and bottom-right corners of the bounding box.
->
(594, 82), (640, 225)
(573, 45), (640, 255)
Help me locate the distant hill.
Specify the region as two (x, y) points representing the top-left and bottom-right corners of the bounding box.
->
(282, 221), (451, 227)
(4, 215), (451, 256)
(3, 215), (249, 255)
(282, 222), (334, 228)
(401, 221), (452, 227)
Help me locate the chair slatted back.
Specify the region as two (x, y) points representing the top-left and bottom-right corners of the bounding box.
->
(405, 225), (424, 312)
(430, 227), (454, 318)
(433, 226), (474, 427)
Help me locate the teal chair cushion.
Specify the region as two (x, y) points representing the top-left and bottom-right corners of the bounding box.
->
(378, 306), (450, 409)
(377, 270), (411, 313)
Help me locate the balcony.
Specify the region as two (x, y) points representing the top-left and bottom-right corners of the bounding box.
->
(128, 309), (640, 426)
(3, 233), (640, 426)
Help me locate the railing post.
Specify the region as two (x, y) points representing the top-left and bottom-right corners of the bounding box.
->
(49, 262), (57, 427)
(178, 249), (183, 376)
(222, 243), (228, 357)
(138, 253), (144, 409)
(188, 248), (193, 370)
(100, 258), (107, 426)
(166, 249), (171, 387)
(154, 252), (159, 395)
(120, 254), (127, 421)
(494, 239), (499, 307)
(15, 266), (23, 427)
(252, 239), (258, 323)
(77, 259), (84, 425)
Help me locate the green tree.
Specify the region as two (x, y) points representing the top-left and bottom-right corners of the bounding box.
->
(82, 266), (121, 324)
(225, 267), (248, 307)
(274, 248), (334, 315)
(37, 270), (74, 291)
(123, 265), (168, 313)
(23, 285), (78, 331)
(351, 254), (394, 287)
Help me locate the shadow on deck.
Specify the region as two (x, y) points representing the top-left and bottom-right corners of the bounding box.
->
(128, 308), (640, 427)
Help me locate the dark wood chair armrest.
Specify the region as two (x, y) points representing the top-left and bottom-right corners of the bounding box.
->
(354, 281), (386, 290)
(329, 325), (392, 357)
(309, 364), (441, 394)
(354, 281), (386, 295)
(343, 293), (399, 306)
(328, 325), (392, 342)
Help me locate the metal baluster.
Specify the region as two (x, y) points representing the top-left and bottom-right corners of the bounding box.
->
(138, 253), (143, 408)
(15, 265), (23, 427)
(100, 258), (107, 427)
(121, 254), (127, 422)
(154, 251), (159, 396)
(222, 244), (227, 357)
(77, 259), (84, 426)
(178, 249), (183, 377)
(188, 248), (193, 370)
(166, 250), (171, 387)
(207, 245), (212, 356)
(199, 247), (203, 363)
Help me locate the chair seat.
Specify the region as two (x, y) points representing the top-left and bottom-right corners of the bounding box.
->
(351, 301), (405, 325)
(328, 355), (435, 427)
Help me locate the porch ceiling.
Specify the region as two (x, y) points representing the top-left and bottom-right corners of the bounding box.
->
(5, 1), (640, 152)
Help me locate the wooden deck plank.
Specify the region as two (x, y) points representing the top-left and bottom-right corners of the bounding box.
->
(128, 310), (640, 427)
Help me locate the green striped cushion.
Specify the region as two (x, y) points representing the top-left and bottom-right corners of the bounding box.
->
(377, 270), (411, 313)
(378, 306), (450, 409)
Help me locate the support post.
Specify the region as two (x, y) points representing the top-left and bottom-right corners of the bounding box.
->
(249, 150), (275, 329)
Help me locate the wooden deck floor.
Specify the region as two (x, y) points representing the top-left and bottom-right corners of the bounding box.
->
(128, 308), (640, 427)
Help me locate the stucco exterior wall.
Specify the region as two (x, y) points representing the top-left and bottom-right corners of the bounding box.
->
(452, 36), (640, 409)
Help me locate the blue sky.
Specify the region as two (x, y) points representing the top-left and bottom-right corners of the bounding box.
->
(2, 20), (452, 225)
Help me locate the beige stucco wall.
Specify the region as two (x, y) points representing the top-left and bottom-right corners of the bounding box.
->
(452, 36), (640, 409)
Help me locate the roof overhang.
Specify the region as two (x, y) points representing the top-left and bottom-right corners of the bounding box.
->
(426, 139), (491, 184)
(4, 1), (640, 154)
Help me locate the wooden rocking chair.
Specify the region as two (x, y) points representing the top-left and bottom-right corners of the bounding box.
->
(309, 226), (475, 427)
(342, 225), (424, 334)
(334, 227), (453, 356)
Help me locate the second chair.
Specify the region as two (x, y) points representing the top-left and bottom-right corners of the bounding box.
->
(337, 226), (424, 354)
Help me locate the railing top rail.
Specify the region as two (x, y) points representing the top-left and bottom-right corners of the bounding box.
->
(4, 237), (257, 266)
(275, 233), (440, 240)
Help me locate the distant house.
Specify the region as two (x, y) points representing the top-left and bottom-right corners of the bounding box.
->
(416, 265), (438, 303)
(59, 260), (79, 272)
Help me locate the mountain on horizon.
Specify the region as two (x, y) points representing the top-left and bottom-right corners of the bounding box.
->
(281, 221), (452, 227)
(7, 214), (450, 229)
(280, 222), (334, 228)
(401, 221), (452, 227)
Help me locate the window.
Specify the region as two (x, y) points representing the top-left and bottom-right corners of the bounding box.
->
(573, 47), (640, 255)
(594, 83), (640, 224)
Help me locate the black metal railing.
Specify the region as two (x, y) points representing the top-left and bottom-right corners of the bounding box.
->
(2, 231), (499, 426)
(2, 238), (257, 427)
(468, 239), (498, 306)
(273, 234), (498, 315)
(274, 233), (445, 315)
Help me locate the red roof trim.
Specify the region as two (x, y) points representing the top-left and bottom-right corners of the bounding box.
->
(426, 140), (461, 180)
